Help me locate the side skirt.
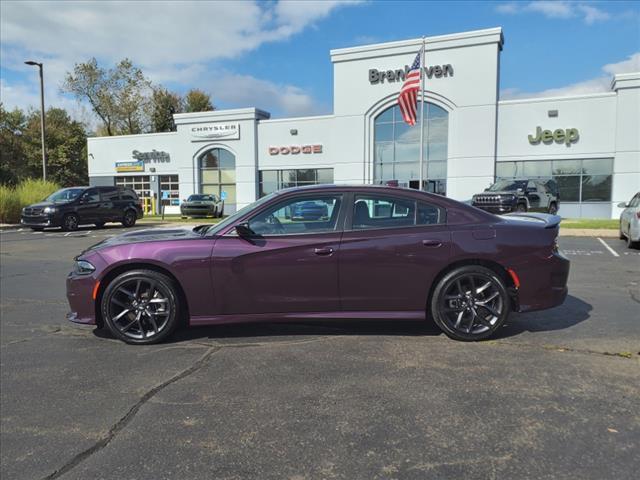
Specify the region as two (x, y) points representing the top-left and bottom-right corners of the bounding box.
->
(190, 310), (426, 327)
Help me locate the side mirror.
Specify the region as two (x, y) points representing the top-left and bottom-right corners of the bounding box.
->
(235, 222), (254, 237)
(617, 202), (628, 208)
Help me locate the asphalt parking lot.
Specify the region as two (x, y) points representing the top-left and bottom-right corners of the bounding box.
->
(1, 226), (639, 480)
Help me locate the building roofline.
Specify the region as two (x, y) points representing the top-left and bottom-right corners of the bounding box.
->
(498, 91), (616, 105)
(330, 27), (504, 62)
(259, 114), (335, 124)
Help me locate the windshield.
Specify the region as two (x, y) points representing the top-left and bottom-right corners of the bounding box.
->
(487, 180), (527, 192)
(187, 194), (215, 202)
(45, 188), (85, 203)
(202, 192), (278, 236)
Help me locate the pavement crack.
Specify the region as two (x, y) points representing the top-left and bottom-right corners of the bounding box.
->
(41, 345), (221, 480)
(493, 339), (638, 359)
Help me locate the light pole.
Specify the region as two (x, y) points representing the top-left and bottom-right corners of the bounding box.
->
(25, 60), (46, 181)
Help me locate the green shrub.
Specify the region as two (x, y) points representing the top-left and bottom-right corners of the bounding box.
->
(0, 179), (60, 224)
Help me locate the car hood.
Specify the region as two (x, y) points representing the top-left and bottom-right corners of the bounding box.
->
(25, 201), (56, 208)
(475, 191), (517, 196)
(86, 226), (206, 251)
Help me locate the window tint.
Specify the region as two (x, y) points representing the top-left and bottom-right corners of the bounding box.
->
(629, 194), (640, 208)
(248, 195), (342, 236)
(100, 188), (120, 201)
(82, 189), (100, 202)
(352, 195), (444, 230)
(417, 202), (444, 225)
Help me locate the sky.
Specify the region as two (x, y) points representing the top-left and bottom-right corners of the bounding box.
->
(1, 0), (639, 126)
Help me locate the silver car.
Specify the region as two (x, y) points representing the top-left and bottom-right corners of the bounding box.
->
(618, 192), (640, 249)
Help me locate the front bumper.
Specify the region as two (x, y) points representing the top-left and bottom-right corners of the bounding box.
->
(20, 214), (61, 228)
(66, 272), (98, 325)
(181, 207), (215, 216)
(472, 204), (515, 214)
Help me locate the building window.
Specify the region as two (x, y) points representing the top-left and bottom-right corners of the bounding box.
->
(496, 158), (613, 202)
(373, 103), (448, 195)
(258, 168), (334, 197)
(159, 175), (179, 206)
(115, 175), (151, 212)
(199, 148), (236, 211)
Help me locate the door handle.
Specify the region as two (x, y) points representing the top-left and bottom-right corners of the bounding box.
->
(314, 247), (334, 256)
(422, 239), (442, 248)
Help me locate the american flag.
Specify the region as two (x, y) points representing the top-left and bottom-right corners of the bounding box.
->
(398, 49), (423, 126)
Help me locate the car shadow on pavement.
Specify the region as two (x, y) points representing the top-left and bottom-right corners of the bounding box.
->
(493, 294), (592, 339)
(94, 294), (590, 344)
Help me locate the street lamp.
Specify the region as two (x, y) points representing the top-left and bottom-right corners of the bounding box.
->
(24, 60), (47, 181)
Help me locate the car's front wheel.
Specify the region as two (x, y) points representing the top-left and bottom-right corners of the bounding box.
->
(430, 265), (511, 341)
(101, 269), (180, 345)
(62, 213), (79, 231)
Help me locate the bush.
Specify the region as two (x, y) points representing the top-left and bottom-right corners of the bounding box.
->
(0, 179), (60, 224)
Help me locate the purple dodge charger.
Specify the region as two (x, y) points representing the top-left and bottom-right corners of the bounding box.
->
(67, 185), (569, 344)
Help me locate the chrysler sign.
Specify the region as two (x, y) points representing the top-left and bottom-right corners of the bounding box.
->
(369, 64), (453, 84)
(190, 122), (240, 140)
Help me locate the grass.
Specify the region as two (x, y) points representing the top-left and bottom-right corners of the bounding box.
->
(560, 218), (619, 229)
(0, 179), (60, 223)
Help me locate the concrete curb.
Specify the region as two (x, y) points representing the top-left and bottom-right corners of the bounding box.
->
(559, 228), (618, 237)
(0, 224), (22, 231)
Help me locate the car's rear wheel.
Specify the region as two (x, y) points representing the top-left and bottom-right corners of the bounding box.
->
(431, 265), (510, 341)
(62, 213), (79, 231)
(122, 210), (137, 228)
(101, 269), (180, 345)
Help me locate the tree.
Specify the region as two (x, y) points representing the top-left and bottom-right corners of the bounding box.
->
(184, 89), (214, 112)
(0, 104), (28, 185)
(0, 104), (87, 186)
(150, 87), (183, 132)
(62, 58), (152, 136)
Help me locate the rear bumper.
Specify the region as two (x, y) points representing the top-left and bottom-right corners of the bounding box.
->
(515, 252), (570, 313)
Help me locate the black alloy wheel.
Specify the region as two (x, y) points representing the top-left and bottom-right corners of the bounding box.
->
(516, 203), (527, 213)
(431, 265), (511, 341)
(62, 213), (79, 231)
(101, 269), (180, 344)
(122, 210), (137, 228)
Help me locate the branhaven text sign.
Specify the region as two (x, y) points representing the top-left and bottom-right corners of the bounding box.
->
(369, 64), (453, 84)
(190, 122), (240, 140)
(269, 144), (323, 155)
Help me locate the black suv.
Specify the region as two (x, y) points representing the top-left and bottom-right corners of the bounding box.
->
(21, 186), (144, 231)
(471, 178), (559, 214)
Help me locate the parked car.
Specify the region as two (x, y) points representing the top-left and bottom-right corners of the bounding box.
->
(67, 185), (569, 345)
(180, 194), (223, 218)
(21, 186), (143, 231)
(290, 200), (329, 221)
(618, 192), (640, 249)
(472, 178), (559, 214)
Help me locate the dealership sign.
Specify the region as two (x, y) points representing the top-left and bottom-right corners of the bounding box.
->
(269, 144), (323, 155)
(115, 161), (145, 173)
(528, 127), (579, 146)
(369, 64), (453, 84)
(190, 122), (240, 140)
(132, 150), (171, 163)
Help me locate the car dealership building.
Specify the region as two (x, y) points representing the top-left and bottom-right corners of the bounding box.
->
(87, 27), (640, 218)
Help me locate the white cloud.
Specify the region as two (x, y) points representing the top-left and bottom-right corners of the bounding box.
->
(496, 1), (611, 24)
(212, 72), (330, 117)
(0, 0), (361, 120)
(501, 52), (640, 99)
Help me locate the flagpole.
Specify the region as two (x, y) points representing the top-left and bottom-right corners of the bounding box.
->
(418, 37), (426, 191)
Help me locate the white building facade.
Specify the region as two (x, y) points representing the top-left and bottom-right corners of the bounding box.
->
(87, 28), (640, 218)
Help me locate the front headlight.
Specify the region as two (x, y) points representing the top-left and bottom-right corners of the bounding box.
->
(74, 260), (95, 275)
(44, 206), (56, 214)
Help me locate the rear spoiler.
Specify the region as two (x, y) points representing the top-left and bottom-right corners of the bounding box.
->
(503, 212), (562, 229)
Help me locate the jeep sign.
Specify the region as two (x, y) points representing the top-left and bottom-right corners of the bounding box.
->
(528, 126), (579, 146)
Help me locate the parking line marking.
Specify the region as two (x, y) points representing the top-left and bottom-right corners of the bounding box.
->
(597, 237), (619, 257)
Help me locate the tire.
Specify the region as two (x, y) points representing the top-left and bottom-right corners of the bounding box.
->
(430, 265), (511, 341)
(515, 203), (527, 213)
(101, 269), (180, 345)
(62, 213), (79, 231)
(122, 210), (137, 228)
(30, 227), (44, 231)
(548, 203), (558, 215)
(95, 222), (105, 229)
(627, 234), (639, 250)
